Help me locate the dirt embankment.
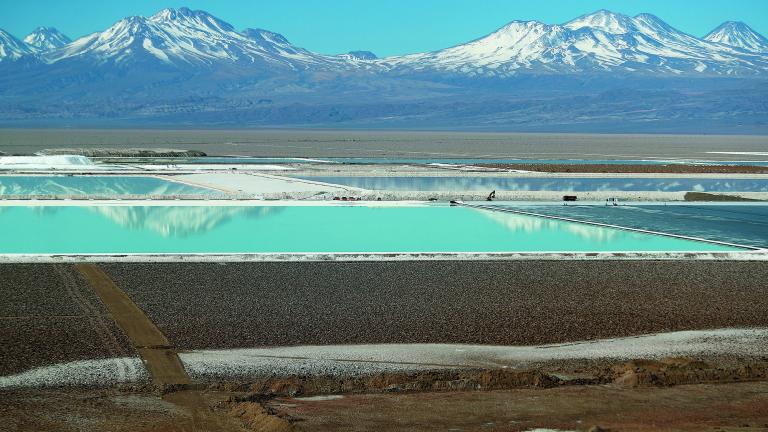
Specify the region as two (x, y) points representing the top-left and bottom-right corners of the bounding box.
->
(684, 192), (763, 201)
(201, 358), (768, 400)
(478, 163), (768, 174)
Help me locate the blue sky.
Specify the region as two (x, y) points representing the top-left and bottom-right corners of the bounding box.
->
(3, 0), (767, 56)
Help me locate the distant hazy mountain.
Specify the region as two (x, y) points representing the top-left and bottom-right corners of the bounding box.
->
(0, 7), (766, 132)
(23, 27), (71, 52)
(704, 21), (768, 52)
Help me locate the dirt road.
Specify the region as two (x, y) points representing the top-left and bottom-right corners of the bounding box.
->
(75, 264), (291, 432)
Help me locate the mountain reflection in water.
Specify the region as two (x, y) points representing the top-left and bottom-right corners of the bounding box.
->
(477, 209), (620, 243)
(88, 205), (283, 238)
(0, 176), (217, 196)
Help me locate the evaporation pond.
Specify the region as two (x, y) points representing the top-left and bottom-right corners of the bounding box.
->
(0, 175), (218, 196)
(296, 176), (768, 192)
(0, 204), (744, 254)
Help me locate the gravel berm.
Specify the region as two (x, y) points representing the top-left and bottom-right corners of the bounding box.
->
(101, 260), (768, 350)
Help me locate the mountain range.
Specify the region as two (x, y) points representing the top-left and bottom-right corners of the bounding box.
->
(1, 8), (767, 132)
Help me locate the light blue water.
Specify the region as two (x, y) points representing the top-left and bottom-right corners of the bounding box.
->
(497, 204), (768, 248)
(0, 204), (742, 254)
(296, 177), (768, 192)
(0, 176), (219, 196)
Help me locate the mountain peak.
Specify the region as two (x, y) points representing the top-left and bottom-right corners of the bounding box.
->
(151, 7), (196, 21)
(490, 20), (550, 39)
(23, 26), (71, 52)
(718, 21), (751, 30)
(148, 7), (236, 35)
(565, 10), (634, 34)
(0, 28), (33, 61)
(705, 21), (768, 52)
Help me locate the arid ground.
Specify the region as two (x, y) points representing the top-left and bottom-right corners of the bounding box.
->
(1, 260), (768, 431)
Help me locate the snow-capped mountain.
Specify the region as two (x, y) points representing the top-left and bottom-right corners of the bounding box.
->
(3, 8), (766, 76)
(23, 27), (71, 52)
(705, 21), (768, 52)
(0, 8), (767, 131)
(0, 29), (32, 62)
(44, 7), (347, 70)
(382, 10), (768, 76)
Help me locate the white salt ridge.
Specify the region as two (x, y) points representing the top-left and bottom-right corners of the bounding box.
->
(2, 329), (765, 387)
(295, 395), (345, 401)
(178, 328), (768, 380)
(0, 357), (148, 388)
(0, 155), (95, 169)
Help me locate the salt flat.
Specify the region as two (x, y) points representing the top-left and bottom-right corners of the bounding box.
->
(2, 130), (767, 161)
(172, 172), (361, 196)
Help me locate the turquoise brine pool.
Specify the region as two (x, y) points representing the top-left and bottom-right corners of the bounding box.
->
(0, 204), (745, 254)
(0, 175), (218, 196)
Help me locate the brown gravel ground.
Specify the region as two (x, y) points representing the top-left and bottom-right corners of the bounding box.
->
(478, 163), (768, 173)
(0, 264), (134, 376)
(101, 260), (768, 350)
(277, 382), (768, 432)
(2, 261), (768, 431)
(2, 381), (768, 432)
(3, 260), (767, 377)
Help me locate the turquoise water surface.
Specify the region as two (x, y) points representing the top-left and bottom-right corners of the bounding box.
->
(0, 175), (218, 196)
(496, 204), (768, 249)
(0, 204), (744, 254)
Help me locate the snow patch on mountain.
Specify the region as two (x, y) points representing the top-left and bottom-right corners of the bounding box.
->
(338, 51), (378, 61)
(564, 9), (634, 34)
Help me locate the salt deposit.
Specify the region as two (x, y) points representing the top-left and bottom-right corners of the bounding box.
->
(2, 329), (765, 387)
(0, 155), (95, 169)
(0, 357), (148, 388)
(178, 328), (768, 380)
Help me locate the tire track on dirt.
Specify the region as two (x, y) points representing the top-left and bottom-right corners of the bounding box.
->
(75, 263), (188, 386)
(75, 264), (292, 432)
(55, 264), (127, 359)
